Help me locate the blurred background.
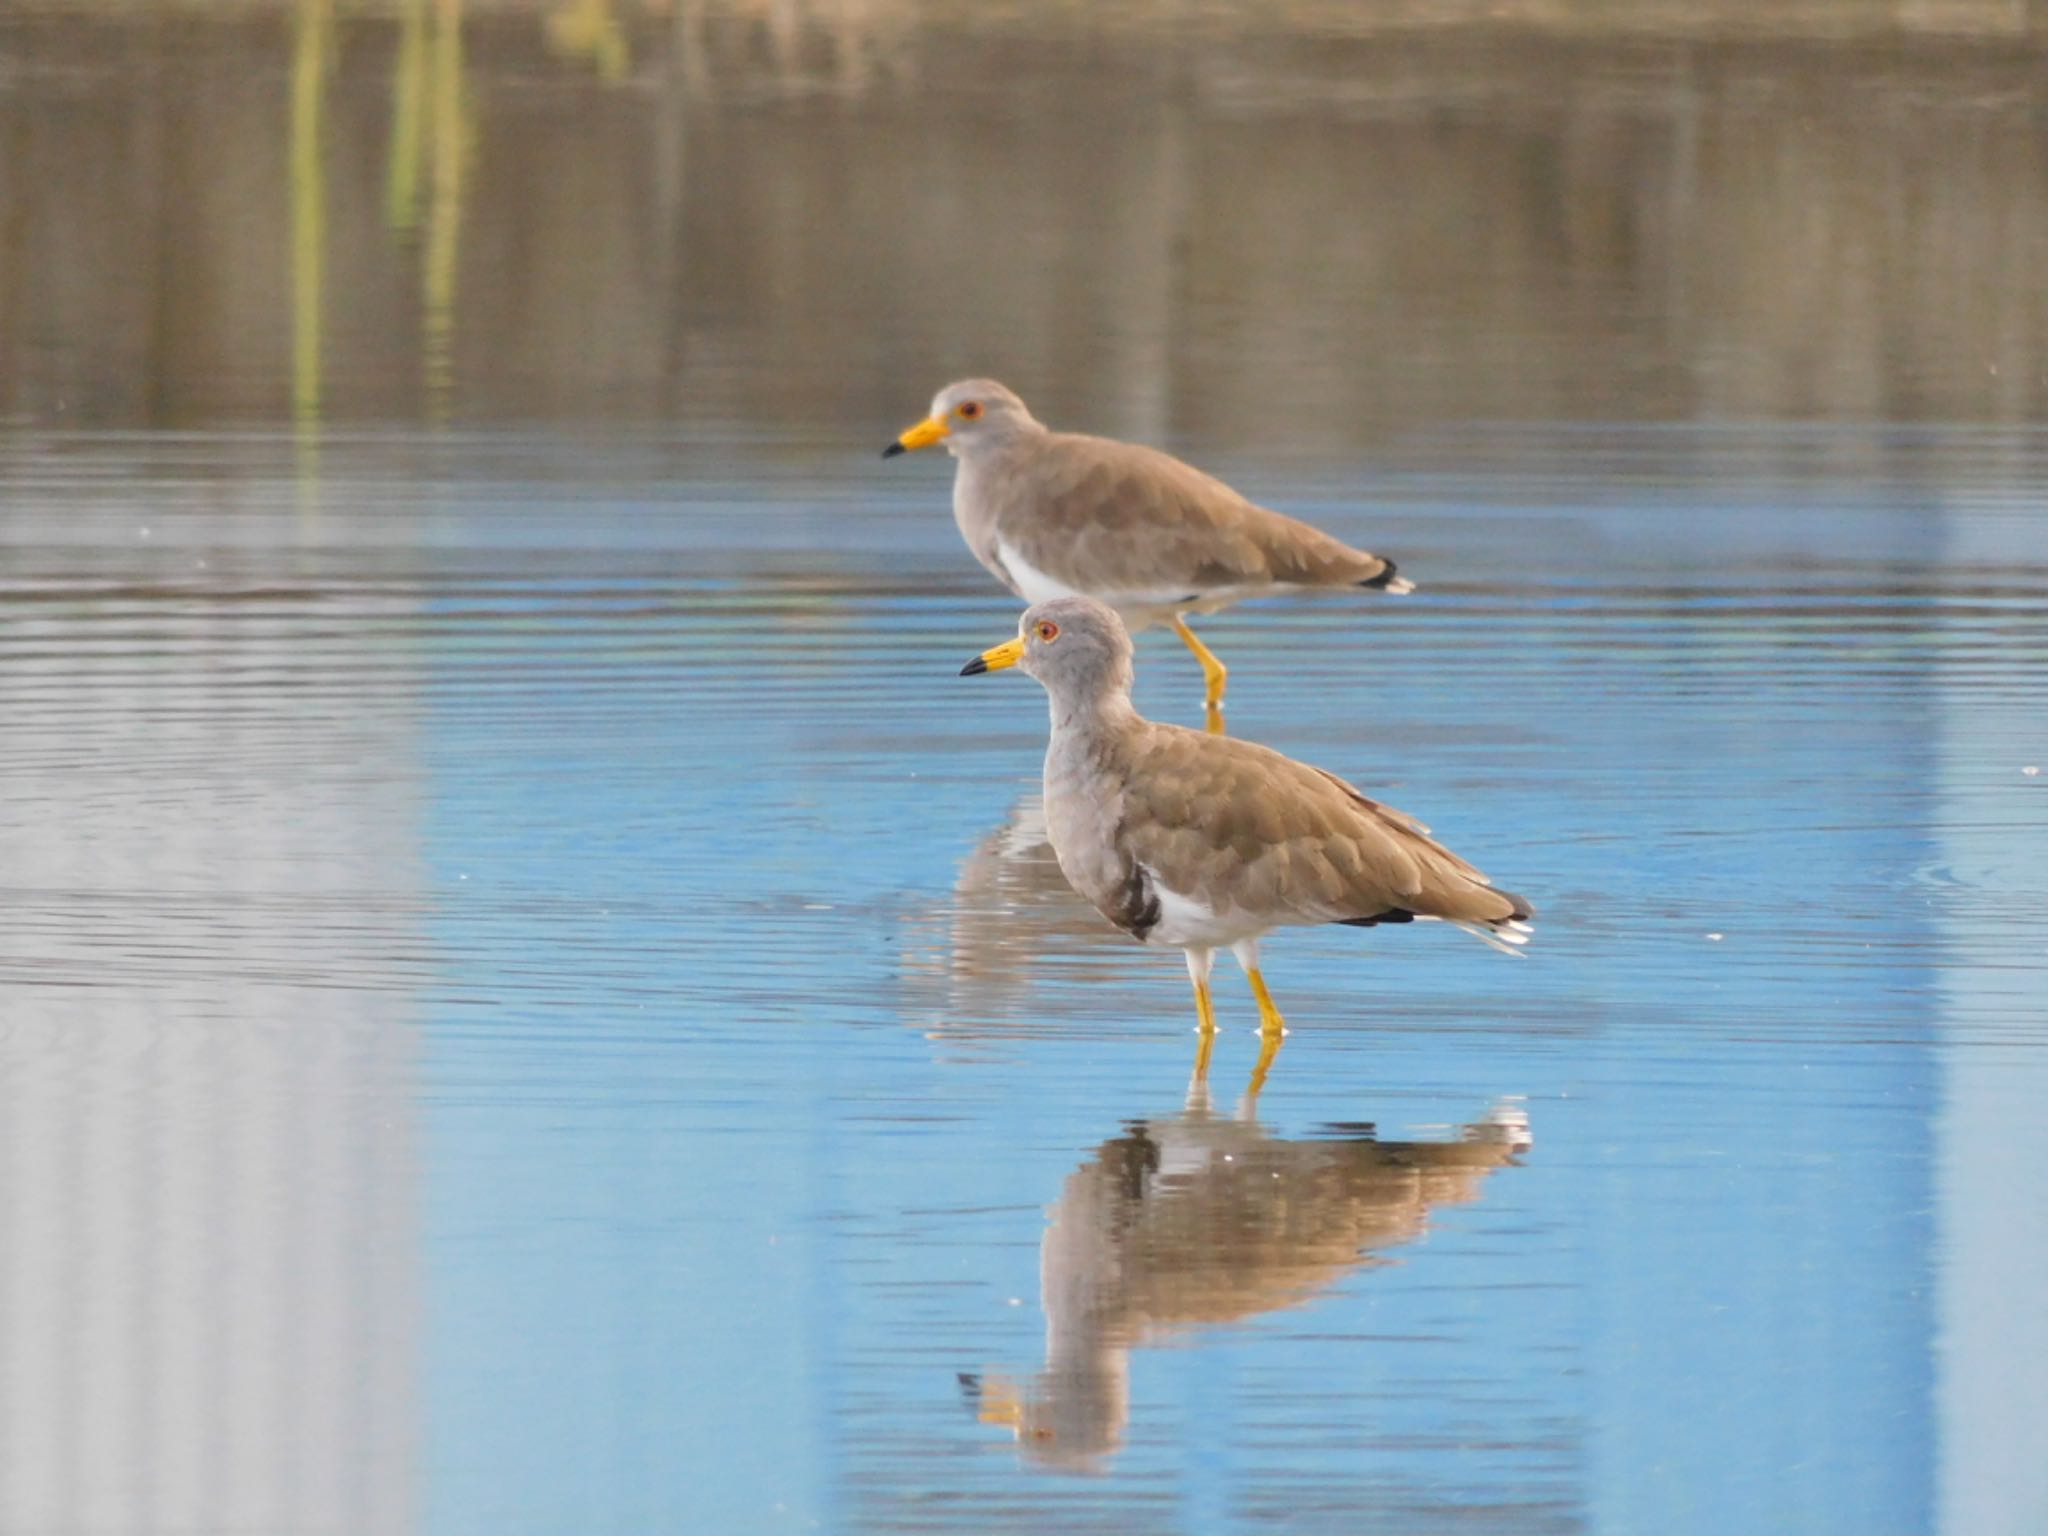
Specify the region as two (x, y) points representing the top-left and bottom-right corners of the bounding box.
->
(7, 0), (2048, 443)
(3, 5), (2047, 1536)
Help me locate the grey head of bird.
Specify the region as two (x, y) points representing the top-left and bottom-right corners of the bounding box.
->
(960, 596), (1135, 713)
(882, 378), (1041, 460)
(958, 1367), (1125, 1475)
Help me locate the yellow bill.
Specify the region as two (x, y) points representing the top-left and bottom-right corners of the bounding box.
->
(966, 1374), (1025, 1427)
(959, 636), (1025, 676)
(881, 415), (950, 458)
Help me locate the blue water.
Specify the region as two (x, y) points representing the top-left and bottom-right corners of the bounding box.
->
(3, 428), (2041, 1534)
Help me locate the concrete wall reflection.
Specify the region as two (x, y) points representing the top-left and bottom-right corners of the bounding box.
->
(0, 479), (424, 1536)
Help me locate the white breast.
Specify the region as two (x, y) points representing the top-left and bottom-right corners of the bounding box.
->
(1145, 873), (1263, 948)
(997, 541), (1212, 632)
(995, 539), (1085, 605)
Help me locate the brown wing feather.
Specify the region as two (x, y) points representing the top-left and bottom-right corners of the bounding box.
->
(1114, 725), (1522, 926)
(993, 435), (1395, 597)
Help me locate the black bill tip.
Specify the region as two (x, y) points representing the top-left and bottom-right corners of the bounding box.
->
(881, 441), (907, 459)
(959, 656), (989, 676)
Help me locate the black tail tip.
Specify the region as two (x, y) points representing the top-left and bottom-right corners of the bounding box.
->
(1359, 560), (1402, 590)
(1499, 890), (1536, 923)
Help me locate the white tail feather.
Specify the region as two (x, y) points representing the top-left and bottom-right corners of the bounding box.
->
(1446, 919), (1532, 956)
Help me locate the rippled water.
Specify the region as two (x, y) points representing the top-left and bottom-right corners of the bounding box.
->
(6, 1), (2048, 1531)
(3, 423), (2043, 1534)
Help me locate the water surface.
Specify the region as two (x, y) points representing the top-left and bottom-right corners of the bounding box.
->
(3, 4), (2047, 1534)
(4, 425), (2044, 1534)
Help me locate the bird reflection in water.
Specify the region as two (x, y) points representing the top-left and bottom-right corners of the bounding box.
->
(962, 1098), (1531, 1472)
(901, 795), (1129, 1036)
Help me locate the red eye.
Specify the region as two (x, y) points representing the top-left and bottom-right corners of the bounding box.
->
(1035, 621), (1060, 642)
(959, 401), (983, 420)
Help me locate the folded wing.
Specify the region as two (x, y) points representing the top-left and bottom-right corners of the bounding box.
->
(1115, 726), (1527, 929)
(990, 434), (1399, 602)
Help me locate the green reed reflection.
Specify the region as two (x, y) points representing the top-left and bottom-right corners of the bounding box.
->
(6, 2), (2046, 434)
(546, 0), (629, 80)
(423, 0), (469, 421)
(291, 0), (331, 441)
(386, 0), (428, 234)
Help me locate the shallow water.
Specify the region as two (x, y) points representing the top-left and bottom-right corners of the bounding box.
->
(5, 3), (2048, 1533)
(3, 425), (2044, 1535)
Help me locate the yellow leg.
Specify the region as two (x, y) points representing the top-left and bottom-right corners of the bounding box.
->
(1171, 616), (1229, 735)
(1244, 1027), (1283, 1110)
(1187, 961), (1218, 1101)
(1190, 1026), (1216, 1100)
(1240, 969), (1286, 1109)
(1245, 967), (1287, 1036)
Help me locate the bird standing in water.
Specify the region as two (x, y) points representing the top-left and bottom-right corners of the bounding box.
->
(961, 597), (1531, 1069)
(892, 379), (1412, 733)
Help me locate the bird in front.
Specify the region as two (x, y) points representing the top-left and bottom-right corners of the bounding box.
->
(891, 379), (1412, 734)
(959, 597), (1531, 1052)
